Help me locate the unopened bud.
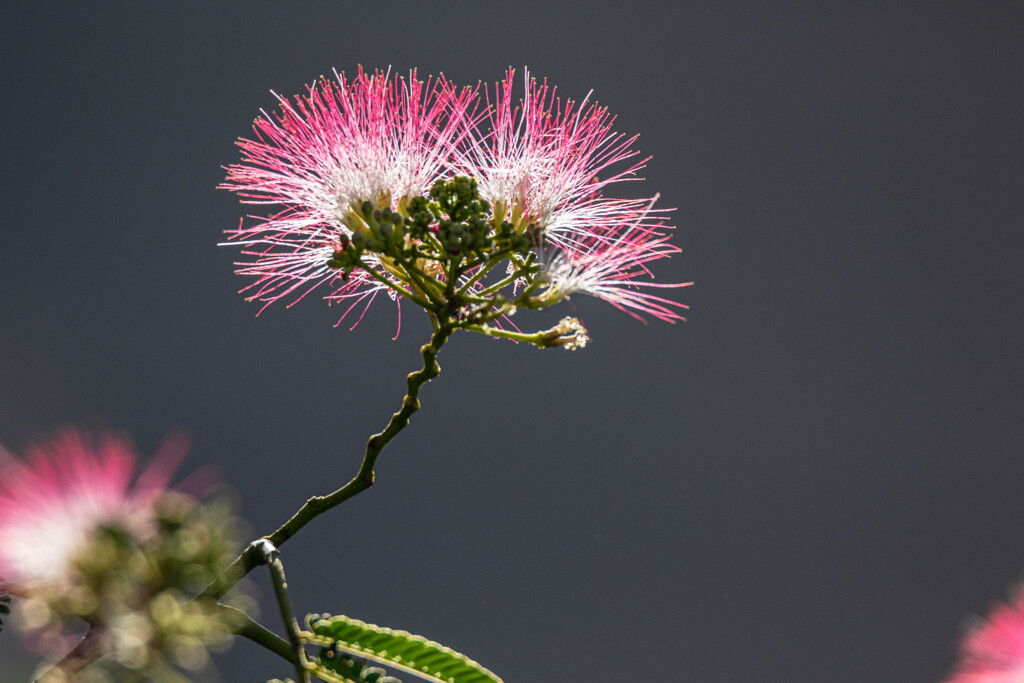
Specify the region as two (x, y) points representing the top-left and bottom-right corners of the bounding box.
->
(540, 316), (589, 351)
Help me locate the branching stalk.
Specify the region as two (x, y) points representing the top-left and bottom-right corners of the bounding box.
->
(36, 627), (101, 682)
(400, 261), (447, 308)
(457, 248), (517, 292)
(220, 604), (297, 665)
(357, 264), (433, 309)
(462, 324), (551, 346)
(255, 540), (310, 683)
(474, 265), (538, 297)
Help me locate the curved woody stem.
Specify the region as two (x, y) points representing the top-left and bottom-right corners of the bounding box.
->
(202, 320), (454, 601)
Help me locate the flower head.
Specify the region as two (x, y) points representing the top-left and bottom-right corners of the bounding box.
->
(946, 587), (1024, 683)
(0, 428), (248, 679)
(454, 68), (665, 252)
(0, 429), (182, 589)
(222, 67), (689, 340)
(540, 214), (691, 323)
(222, 67), (478, 325)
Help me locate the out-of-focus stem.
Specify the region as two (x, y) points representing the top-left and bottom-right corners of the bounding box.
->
(36, 626), (101, 682)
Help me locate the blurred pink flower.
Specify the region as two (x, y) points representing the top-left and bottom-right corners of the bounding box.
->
(0, 429), (186, 589)
(222, 67), (478, 325)
(946, 588), (1024, 683)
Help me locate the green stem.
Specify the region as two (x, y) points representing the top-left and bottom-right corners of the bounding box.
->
(457, 248), (517, 293)
(474, 265), (537, 297)
(513, 275), (548, 304)
(445, 258), (459, 299)
(358, 263), (433, 309)
(462, 323), (551, 347)
(219, 604), (297, 665)
(256, 540), (310, 683)
(401, 261), (447, 308)
(452, 292), (496, 305)
(420, 231), (447, 260)
(201, 321), (454, 601)
(465, 301), (512, 325)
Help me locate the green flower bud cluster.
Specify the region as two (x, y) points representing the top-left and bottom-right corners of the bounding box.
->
(426, 176), (535, 258)
(20, 493), (251, 682)
(494, 217), (537, 255)
(327, 177), (534, 278)
(428, 176), (494, 259)
(326, 200), (408, 276)
(318, 176), (583, 341)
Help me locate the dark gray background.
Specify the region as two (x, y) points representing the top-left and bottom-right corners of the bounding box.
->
(2, 2), (1023, 681)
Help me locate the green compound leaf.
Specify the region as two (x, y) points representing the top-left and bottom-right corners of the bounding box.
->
(311, 653), (401, 683)
(304, 613), (502, 683)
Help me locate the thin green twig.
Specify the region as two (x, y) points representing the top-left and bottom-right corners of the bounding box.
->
(457, 248), (516, 292)
(256, 540), (310, 683)
(219, 604), (296, 665)
(358, 263), (433, 309)
(400, 261), (446, 308)
(462, 323), (551, 347)
(474, 265), (537, 297)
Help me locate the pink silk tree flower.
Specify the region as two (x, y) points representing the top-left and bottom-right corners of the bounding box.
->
(223, 67), (688, 335)
(0, 429), (184, 590)
(222, 67), (479, 327)
(946, 589), (1024, 683)
(0, 429), (248, 678)
(542, 222), (691, 323)
(452, 68), (689, 323)
(454, 68), (667, 253)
